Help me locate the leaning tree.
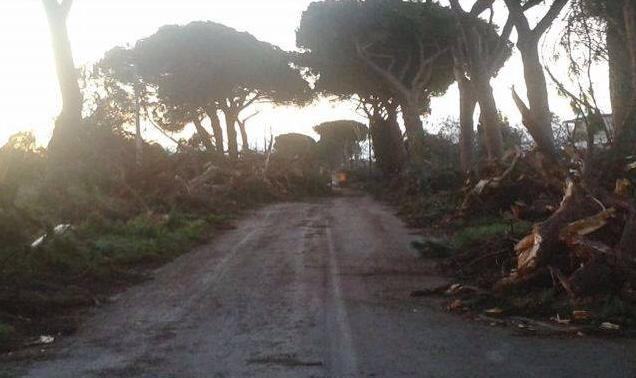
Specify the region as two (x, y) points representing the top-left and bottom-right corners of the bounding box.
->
(42, 0), (83, 162)
(133, 22), (311, 160)
(503, 0), (570, 159)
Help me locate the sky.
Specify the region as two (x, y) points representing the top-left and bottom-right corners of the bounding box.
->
(0, 0), (611, 150)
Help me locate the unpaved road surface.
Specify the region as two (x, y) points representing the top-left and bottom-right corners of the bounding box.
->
(8, 195), (636, 377)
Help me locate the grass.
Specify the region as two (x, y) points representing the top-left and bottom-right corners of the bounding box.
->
(1, 212), (213, 285)
(411, 218), (533, 260)
(0, 210), (226, 351)
(452, 218), (532, 249)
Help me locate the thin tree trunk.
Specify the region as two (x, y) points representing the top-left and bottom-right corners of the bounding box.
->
(222, 110), (239, 160)
(517, 37), (557, 156)
(42, 0), (83, 159)
(608, 19), (632, 138)
(625, 0), (636, 124)
(386, 104), (406, 170)
(192, 118), (214, 152)
(455, 17), (504, 161)
(238, 122), (249, 151)
(457, 76), (477, 172)
(618, 207), (636, 263)
(135, 88), (142, 166)
(206, 108), (224, 155)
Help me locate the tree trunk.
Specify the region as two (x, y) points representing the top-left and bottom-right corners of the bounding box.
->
(517, 37), (557, 156)
(625, 0), (636, 127)
(386, 104), (406, 170)
(192, 118), (214, 152)
(367, 102), (405, 176)
(222, 110), (239, 160)
(238, 122), (249, 151)
(369, 117), (390, 175)
(42, 0), (83, 160)
(618, 207), (636, 263)
(457, 77), (477, 172)
(401, 98), (427, 162)
(456, 19), (504, 161)
(608, 18), (633, 138)
(474, 78), (505, 161)
(135, 88), (142, 166)
(206, 108), (224, 155)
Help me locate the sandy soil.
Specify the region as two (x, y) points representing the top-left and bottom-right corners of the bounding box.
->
(7, 194), (636, 377)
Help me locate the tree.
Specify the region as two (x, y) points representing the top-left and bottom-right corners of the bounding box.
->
(134, 22), (311, 159)
(298, 0), (456, 164)
(454, 59), (477, 172)
(95, 47), (151, 162)
(313, 120), (368, 170)
(504, 0), (569, 159)
(42, 0), (83, 161)
(359, 97), (406, 176)
(583, 0), (636, 142)
(297, 3), (406, 175)
(449, 0), (513, 162)
(353, 1), (456, 160)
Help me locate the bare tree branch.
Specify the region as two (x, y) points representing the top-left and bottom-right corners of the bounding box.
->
(356, 41), (410, 98)
(240, 111), (260, 124)
(534, 0), (569, 37)
(398, 52), (412, 82)
(413, 46), (449, 91)
(469, 0), (493, 17)
(503, 0), (532, 34)
(489, 17), (514, 73)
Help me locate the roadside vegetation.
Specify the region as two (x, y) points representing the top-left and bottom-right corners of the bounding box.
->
(320, 0), (636, 335)
(2, 0), (636, 354)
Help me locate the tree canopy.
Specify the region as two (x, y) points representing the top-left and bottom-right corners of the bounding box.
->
(297, 0), (456, 107)
(101, 21), (312, 158)
(314, 120), (368, 169)
(134, 21), (311, 110)
(297, 0), (458, 162)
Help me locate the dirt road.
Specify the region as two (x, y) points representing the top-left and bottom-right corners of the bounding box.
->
(11, 195), (636, 377)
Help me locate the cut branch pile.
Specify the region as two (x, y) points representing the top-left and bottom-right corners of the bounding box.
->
(173, 152), (329, 211)
(450, 147), (636, 329)
(461, 149), (565, 220)
(497, 178), (635, 298)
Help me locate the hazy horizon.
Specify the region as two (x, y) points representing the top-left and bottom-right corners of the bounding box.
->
(0, 0), (611, 149)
